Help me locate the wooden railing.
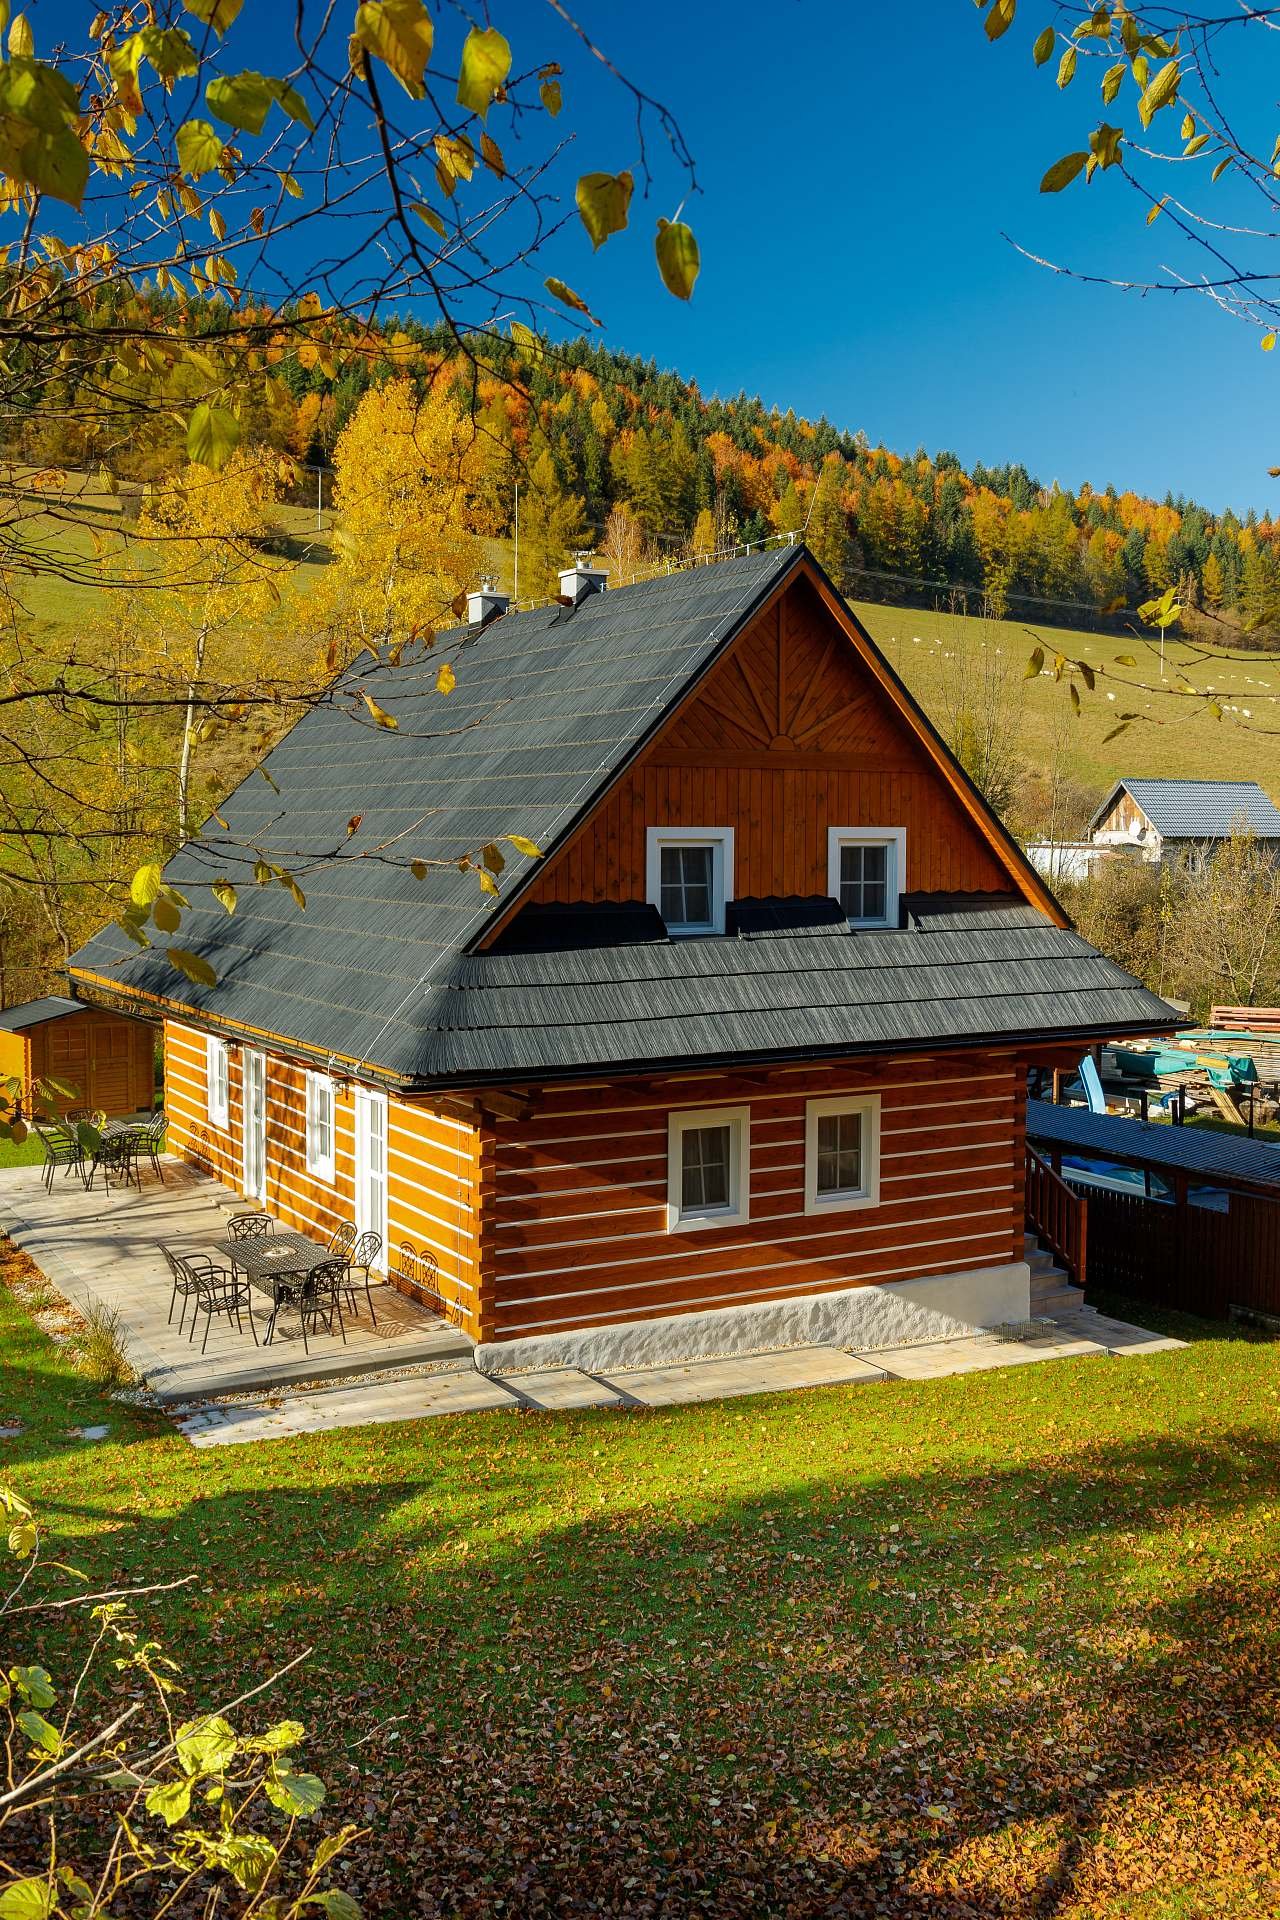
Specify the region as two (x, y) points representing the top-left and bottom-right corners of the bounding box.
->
(1025, 1146), (1088, 1289)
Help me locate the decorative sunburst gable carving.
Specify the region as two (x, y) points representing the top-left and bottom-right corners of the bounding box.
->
(660, 578), (919, 761)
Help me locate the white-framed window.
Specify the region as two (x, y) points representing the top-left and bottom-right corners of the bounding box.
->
(304, 1069), (336, 1183)
(667, 1104), (750, 1231)
(804, 1094), (881, 1215)
(206, 1035), (230, 1130)
(646, 827), (733, 935)
(827, 827), (905, 928)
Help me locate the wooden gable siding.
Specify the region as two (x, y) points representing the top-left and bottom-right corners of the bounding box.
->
(518, 572), (1010, 910)
(162, 1020), (484, 1340)
(478, 1051), (1026, 1342)
(1095, 791), (1150, 840)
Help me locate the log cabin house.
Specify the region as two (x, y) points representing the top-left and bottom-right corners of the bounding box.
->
(68, 545), (1174, 1372)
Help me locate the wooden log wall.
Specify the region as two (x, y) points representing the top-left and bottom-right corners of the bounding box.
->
(479, 1051), (1027, 1342)
(162, 1021), (483, 1339)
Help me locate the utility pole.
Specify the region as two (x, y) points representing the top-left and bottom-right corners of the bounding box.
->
(513, 479), (520, 605)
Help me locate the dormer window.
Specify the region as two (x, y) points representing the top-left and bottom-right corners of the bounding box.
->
(646, 828), (732, 936)
(828, 828), (905, 928)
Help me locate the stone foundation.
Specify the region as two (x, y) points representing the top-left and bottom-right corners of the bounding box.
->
(474, 1260), (1031, 1376)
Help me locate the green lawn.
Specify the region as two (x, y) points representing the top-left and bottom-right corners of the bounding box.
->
(0, 1133), (45, 1168)
(3, 1250), (1278, 1917)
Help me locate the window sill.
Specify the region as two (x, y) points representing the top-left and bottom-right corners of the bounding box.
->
(803, 1189), (879, 1217)
(667, 1206), (749, 1233)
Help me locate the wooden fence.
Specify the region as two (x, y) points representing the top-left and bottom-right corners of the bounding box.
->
(1068, 1181), (1280, 1320)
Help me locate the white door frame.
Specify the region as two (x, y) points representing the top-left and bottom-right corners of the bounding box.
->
(242, 1048), (267, 1202)
(353, 1086), (388, 1259)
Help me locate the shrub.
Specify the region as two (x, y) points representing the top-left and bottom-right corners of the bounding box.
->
(0, 1485), (365, 1918)
(76, 1300), (136, 1390)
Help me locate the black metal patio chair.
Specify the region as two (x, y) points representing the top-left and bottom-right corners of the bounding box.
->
(182, 1253), (259, 1355)
(228, 1211), (272, 1240)
(341, 1229), (382, 1325)
(137, 1112), (168, 1184)
(34, 1122), (86, 1194)
(265, 1258), (346, 1353)
(85, 1127), (136, 1194)
(161, 1243), (205, 1337)
(327, 1221), (356, 1261)
(301, 1259), (347, 1347)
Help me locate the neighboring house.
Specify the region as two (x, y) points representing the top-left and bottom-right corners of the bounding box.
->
(1091, 777), (1280, 861)
(0, 997), (154, 1118)
(69, 545), (1173, 1373)
(1027, 778), (1280, 879)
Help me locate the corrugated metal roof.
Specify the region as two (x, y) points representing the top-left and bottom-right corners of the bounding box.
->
(1089, 778), (1280, 840)
(0, 996), (85, 1032)
(1027, 1098), (1280, 1190)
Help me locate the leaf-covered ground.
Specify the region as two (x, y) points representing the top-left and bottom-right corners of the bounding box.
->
(3, 1240), (1278, 1917)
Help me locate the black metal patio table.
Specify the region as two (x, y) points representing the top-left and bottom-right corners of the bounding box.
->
(209, 1228), (335, 1344)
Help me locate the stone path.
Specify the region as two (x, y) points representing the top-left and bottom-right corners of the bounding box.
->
(173, 1312), (1186, 1448)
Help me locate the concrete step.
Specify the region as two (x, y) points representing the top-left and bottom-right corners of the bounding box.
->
(1032, 1285), (1092, 1316)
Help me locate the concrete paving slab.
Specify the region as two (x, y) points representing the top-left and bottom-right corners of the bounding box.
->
(868, 1327), (1107, 1380)
(178, 1366), (514, 1446)
(499, 1368), (625, 1410)
(599, 1345), (887, 1407)
(1051, 1308), (1186, 1356)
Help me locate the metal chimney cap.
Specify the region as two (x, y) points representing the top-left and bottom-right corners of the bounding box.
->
(466, 579), (510, 625)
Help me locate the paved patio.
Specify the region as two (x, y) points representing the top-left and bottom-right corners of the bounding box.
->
(0, 1159), (1186, 1445)
(0, 1160), (471, 1400)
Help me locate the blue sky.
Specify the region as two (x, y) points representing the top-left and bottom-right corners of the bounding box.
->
(546, 0), (1275, 515)
(34, 0), (1276, 512)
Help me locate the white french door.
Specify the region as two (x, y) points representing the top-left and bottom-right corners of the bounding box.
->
(354, 1087), (388, 1259)
(241, 1049), (267, 1202)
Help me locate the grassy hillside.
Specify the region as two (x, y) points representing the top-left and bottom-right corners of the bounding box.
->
(8, 482), (1277, 808)
(855, 598), (1280, 798)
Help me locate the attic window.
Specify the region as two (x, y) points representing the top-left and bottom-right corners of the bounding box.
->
(828, 828), (905, 928)
(646, 828), (732, 936)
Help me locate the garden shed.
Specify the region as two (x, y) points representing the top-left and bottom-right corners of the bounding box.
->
(0, 996), (155, 1118)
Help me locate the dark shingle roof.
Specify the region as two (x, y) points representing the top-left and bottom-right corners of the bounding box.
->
(1090, 778), (1280, 841)
(407, 899), (1172, 1085)
(68, 546), (1175, 1087)
(70, 548), (801, 1075)
(1027, 1098), (1280, 1192)
(0, 996), (85, 1032)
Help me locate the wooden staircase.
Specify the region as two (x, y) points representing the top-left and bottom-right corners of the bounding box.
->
(1023, 1230), (1090, 1318)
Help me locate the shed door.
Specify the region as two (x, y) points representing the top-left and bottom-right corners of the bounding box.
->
(354, 1088), (388, 1261)
(90, 1023), (131, 1117)
(242, 1050), (267, 1202)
